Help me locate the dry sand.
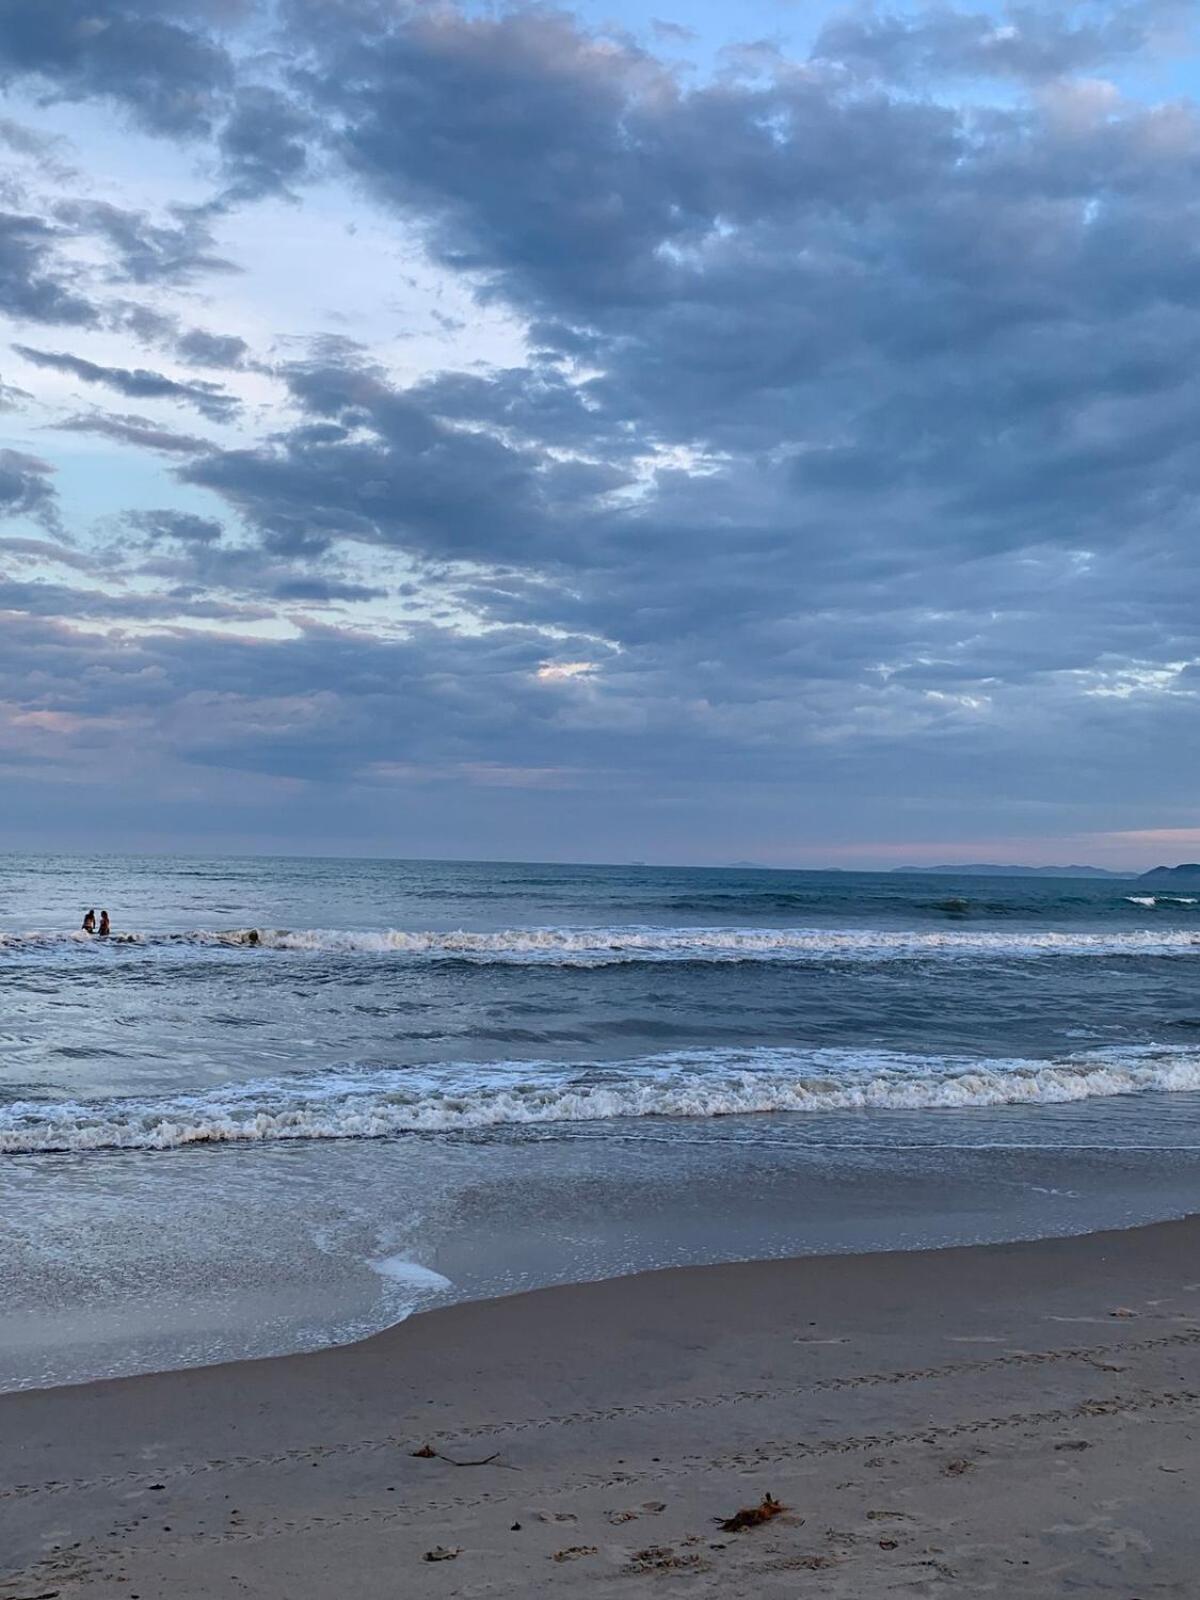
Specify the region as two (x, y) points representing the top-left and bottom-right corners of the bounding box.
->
(3, 1218), (1200, 1597)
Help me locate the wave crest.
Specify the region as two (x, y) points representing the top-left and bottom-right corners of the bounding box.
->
(3, 1044), (1199, 1155)
(2, 924), (1200, 965)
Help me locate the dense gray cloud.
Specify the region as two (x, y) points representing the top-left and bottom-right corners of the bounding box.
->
(171, 3), (1200, 643)
(0, 190), (238, 344)
(2, 0), (1200, 858)
(0, 0), (235, 136)
(217, 84), (315, 200)
(176, 327), (249, 367)
(105, 305), (252, 370)
(0, 448), (57, 528)
(2, 586), (1195, 859)
(0, 376), (31, 408)
(0, 574), (268, 621)
(54, 411), (212, 454)
(812, 0), (1191, 82)
(128, 508), (225, 544)
(13, 344), (238, 420)
(184, 352), (634, 563)
(0, 210), (97, 324)
(53, 199), (236, 283)
(0, 115), (75, 180)
(269, 575), (386, 602)
(0, 1), (304, 201)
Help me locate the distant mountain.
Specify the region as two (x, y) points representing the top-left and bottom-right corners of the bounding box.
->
(892, 864), (1123, 878)
(1138, 863), (1200, 884)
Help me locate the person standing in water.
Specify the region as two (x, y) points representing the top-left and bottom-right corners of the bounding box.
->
(97, 910), (110, 937)
(81, 909), (96, 933)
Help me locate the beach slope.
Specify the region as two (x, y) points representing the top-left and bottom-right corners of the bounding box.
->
(3, 1219), (1199, 1596)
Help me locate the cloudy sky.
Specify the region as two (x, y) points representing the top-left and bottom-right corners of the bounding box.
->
(1, 0), (1199, 867)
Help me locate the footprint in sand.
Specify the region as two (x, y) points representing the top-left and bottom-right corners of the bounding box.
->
(551, 1546), (597, 1562)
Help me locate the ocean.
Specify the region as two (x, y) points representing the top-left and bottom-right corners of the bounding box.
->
(3, 853), (1200, 1391)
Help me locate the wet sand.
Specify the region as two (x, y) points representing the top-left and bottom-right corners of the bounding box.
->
(3, 1217), (1200, 1597)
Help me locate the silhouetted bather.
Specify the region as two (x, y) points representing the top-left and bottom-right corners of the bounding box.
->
(98, 910), (110, 937)
(82, 909), (96, 934)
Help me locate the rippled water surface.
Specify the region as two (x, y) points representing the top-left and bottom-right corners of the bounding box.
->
(3, 854), (1199, 1389)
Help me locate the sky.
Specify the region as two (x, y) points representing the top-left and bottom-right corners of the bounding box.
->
(2, 0), (1200, 869)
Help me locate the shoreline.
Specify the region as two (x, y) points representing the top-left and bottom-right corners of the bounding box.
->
(7, 1196), (1200, 1403)
(4, 1216), (1200, 1595)
(10, 1107), (1200, 1396)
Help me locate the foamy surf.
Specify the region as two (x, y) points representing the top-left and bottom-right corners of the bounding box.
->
(3, 1043), (1200, 1155)
(2, 923), (1200, 964)
(368, 1258), (453, 1291)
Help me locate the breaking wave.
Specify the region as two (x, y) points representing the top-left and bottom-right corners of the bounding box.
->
(2, 924), (1200, 965)
(4, 1044), (1200, 1155)
(1125, 895), (1198, 908)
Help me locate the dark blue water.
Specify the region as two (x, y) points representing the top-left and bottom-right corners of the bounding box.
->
(2, 855), (1198, 1390)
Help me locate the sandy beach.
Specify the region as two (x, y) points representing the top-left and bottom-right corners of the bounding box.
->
(3, 1218), (1199, 1597)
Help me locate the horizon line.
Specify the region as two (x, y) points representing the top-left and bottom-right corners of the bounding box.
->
(0, 846), (1190, 876)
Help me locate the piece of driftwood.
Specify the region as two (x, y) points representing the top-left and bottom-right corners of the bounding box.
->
(410, 1444), (500, 1466)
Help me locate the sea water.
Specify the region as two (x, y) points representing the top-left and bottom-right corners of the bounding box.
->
(2, 854), (1200, 1390)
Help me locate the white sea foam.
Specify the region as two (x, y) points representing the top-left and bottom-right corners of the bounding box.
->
(368, 1258), (453, 1291)
(2, 923), (1200, 964)
(1124, 895), (1197, 908)
(3, 1044), (1199, 1155)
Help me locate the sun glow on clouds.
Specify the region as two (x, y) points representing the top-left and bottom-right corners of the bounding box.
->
(537, 660), (597, 682)
(1074, 661), (1199, 699)
(1097, 829), (1200, 850)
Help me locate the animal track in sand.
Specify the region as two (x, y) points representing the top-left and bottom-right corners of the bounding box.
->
(623, 1545), (710, 1574)
(7, 1385), (1197, 1576)
(4, 1330), (1196, 1507)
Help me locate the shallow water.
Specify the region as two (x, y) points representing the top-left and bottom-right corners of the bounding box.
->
(2, 854), (1199, 1390)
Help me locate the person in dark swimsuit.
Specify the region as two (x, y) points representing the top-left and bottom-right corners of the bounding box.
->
(82, 909), (96, 933)
(98, 910), (111, 937)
